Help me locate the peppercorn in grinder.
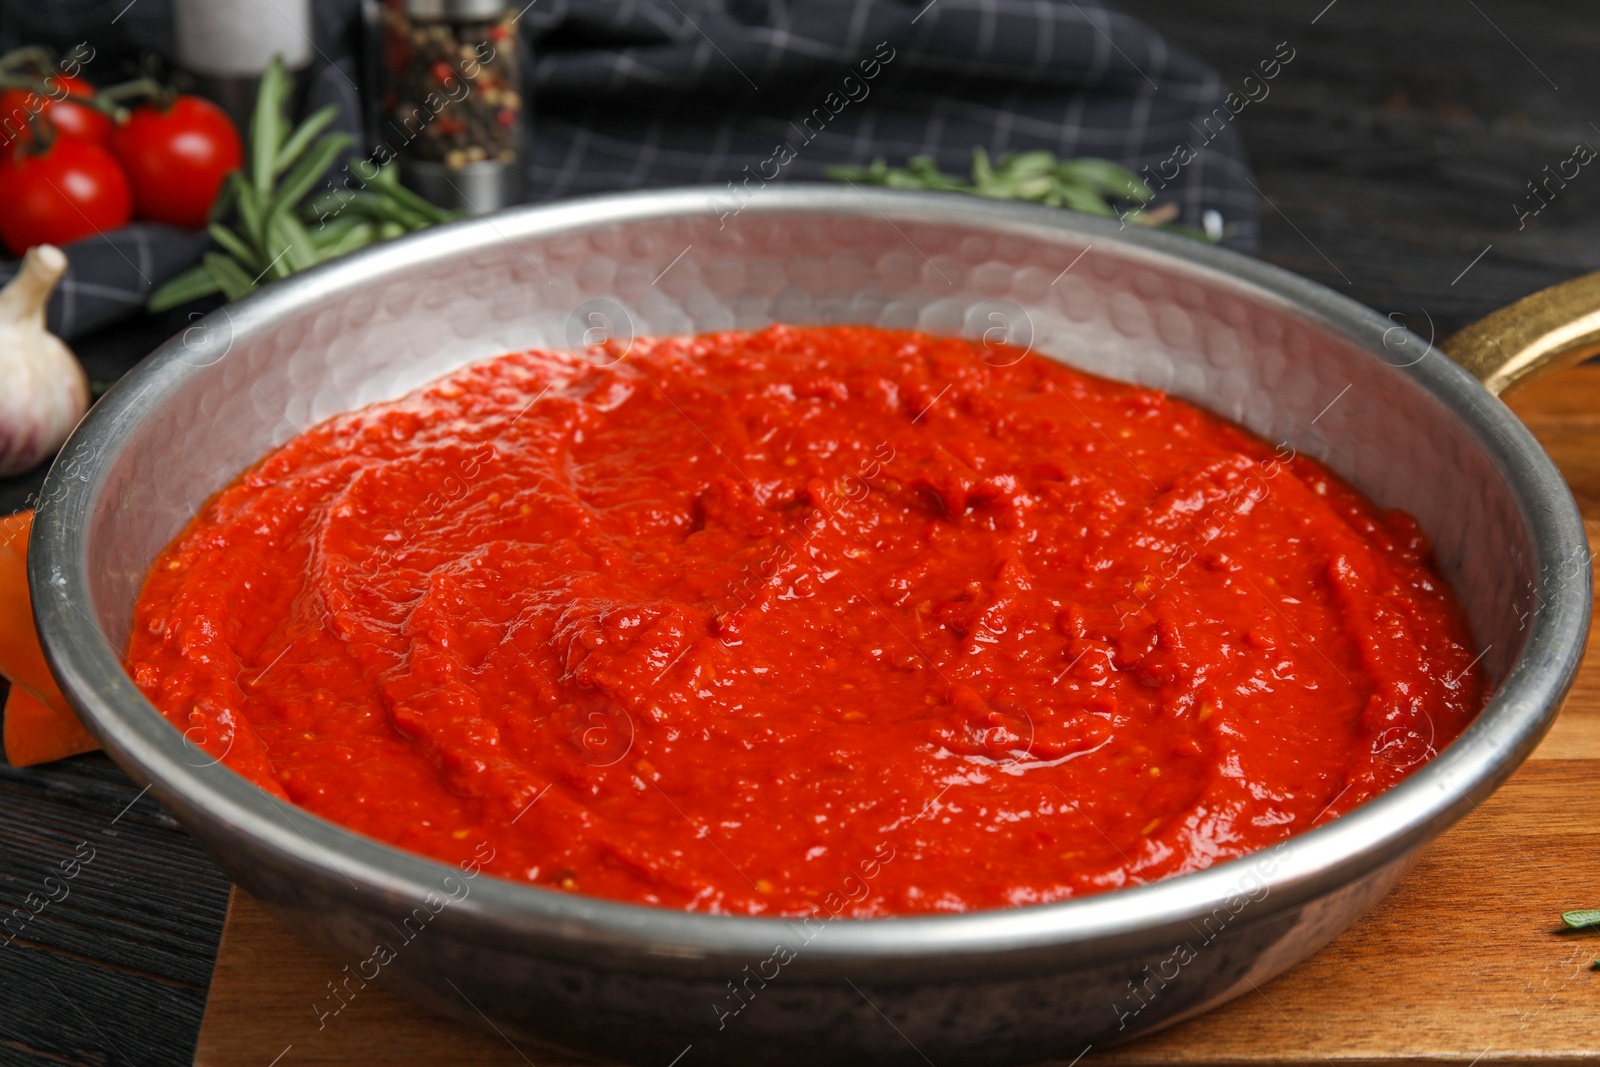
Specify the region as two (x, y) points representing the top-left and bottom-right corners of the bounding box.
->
(378, 0), (523, 213)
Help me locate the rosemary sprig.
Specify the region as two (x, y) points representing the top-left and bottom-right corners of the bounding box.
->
(149, 55), (459, 313)
(826, 148), (1224, 242)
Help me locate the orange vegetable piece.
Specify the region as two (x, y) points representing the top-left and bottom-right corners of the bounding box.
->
(5, 684), (94, 766)
(0, 510), (98, 765)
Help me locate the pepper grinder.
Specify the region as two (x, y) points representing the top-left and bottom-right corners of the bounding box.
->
(173, 0), (313, 135)
(378, 0), (523, 214)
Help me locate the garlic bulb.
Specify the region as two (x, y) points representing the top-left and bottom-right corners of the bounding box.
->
(0, 245), (88, 477)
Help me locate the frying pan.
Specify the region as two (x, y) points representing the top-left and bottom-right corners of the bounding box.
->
(27, 187), (1595, 1064)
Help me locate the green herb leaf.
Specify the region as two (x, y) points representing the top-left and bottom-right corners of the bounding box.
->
(234, 175), (267, 250)
(268, 132), (353, 232)
(1562, 909), (1600, 929)
(337, 190), (430, 229)
(306, 213), (367, 247)
(147, 263), (223, 313)
(1053, 184), (1116, 216)
(269, 213), (318, 273)
(1003, 151), (1058, 179)
(363, 161), (397, 189)
(376, 195), (433, 230)
(302, 187), (359, 221)
(884, 171), (929, 189)
(250, 56), (289, 195)
(204, 252), (259, 301)
(822, 148), (1219, 240)
(907, 156), (965, 190)
(1056, 158), (1153, 204)
(971, 147), (996, 189)
(273, 104), (340, 176)
(1010, 175), (1055, 201)
(207, 223), (261, 271)
(312, 220), (379, 261)
(375, 170), (458, 225)
(311, 191), (393, 223)
(259, 239), (295, 280)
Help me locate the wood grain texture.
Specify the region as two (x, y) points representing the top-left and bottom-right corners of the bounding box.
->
(190, 366), (1600, 1065)
(1117, 0), (1600, 340)
(194, 893), (533, 1067)
(0, 754), (229, 1067)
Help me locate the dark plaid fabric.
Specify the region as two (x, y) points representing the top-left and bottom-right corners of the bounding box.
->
(0, 0), (1257, 340)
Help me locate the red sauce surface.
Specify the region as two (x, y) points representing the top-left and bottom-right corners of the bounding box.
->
(129, 326), (1484, 916)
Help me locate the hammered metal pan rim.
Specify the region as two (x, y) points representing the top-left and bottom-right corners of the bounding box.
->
(27, 185), (1590, 967)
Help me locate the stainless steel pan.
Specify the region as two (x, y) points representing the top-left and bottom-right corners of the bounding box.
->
(27, 187), (1593, 1065)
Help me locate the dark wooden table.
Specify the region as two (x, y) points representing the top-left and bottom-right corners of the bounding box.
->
(2, 1), (1597, 1063)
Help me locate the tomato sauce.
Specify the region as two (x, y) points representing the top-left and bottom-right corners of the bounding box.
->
(128, 325), (1484, 916)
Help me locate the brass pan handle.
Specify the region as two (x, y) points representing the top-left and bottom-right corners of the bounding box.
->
(1441, 268), (1600, 396)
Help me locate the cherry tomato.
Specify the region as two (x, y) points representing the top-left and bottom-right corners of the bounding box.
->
(108, 96), (242, 230)
(0, 137), (133, 254)
(0, 74), (112, 148)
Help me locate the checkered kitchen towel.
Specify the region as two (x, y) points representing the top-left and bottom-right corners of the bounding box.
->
(1, 0), (1258, 341)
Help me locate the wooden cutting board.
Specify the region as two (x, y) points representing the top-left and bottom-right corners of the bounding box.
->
(192, 367), (1600, 1067)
